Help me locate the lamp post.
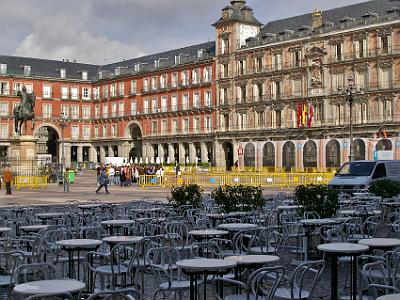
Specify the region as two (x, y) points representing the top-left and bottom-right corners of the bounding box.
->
(59, 112), (69, 185)
(345, 76), (356, 162)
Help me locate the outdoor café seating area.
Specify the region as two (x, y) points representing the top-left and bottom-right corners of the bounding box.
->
(0, 192), (399, 299)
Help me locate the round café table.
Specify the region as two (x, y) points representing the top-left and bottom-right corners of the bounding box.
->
(189, 229), (229, 241)
(318, 243), (369, 300)
(377, 294), (400, 300)
(19, 225), (48, 234)
(13, 279), (85, 297)
(35, 212), (64, 225)
(358, 238), (400, 252)
(102, 235), (143, 249)
(217, 223), (258, 231)
(101, 219), (134, 235)
(56, 238), (102, 288)
(0, 227), (11, 235)
(176, 258), (236, 300)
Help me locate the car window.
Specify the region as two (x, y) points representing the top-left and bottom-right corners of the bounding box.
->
(372, 163), (387, 179)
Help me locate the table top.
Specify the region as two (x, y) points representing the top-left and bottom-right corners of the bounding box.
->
(13, 279), (85, 295)
(377, 294), (400, 300)
(317, 242), (369, 254)
(20, 225), (48, 232)
(176, 258), (236, 271)
(101, 220), (134, 226)
(189, 229), (229, 237)
(359, 238), (400, 249)
(339, 210), (381, 216)
(102, 236), (143, 244)
(78, 204), (104, 209)
(277, 205), (302, 210)
(224, 255), (280, 265)
(300, 218), (338, 226)
(56, 239), (102, 249)
(35, 212), (64, 218)
(384, 202), (400, 207)
(0, 227), (11, 232)
(217, 223), (258, 231)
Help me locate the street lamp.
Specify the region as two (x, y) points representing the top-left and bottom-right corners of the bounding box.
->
(59, 112), (69, 184)
(345, 75), (356, 162)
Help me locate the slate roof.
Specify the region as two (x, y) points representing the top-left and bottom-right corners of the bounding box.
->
(0, 41), (215, 81)
(213, 0), (262, 27)
(260, 0), (400, 36)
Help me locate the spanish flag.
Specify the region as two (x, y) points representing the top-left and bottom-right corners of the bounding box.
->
(302, 103), (307, 127)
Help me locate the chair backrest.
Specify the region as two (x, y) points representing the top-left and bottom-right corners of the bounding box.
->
(0, 251), (26, 283)
(87, 288), (140, 300)
(24, 293), (74, 300)
(109, 242), (138, 274)
(249, 266), (285, 300)
(190, 241), (221, 258)
(290, 260), (325, 300)
(79, 226), (106, 240)
(367, 284), (400, 299)
(303, 211), (320, 220)
(362, 215), (381, 237)
(13, 262), (58, 284)
(319, 225), (346, 243)
(362, 261), (392, 289)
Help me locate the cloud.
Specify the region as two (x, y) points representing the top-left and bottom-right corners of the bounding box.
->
(14, 15), (144, 64)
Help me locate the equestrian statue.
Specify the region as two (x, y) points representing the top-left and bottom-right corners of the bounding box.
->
(13, 85), (35, 135)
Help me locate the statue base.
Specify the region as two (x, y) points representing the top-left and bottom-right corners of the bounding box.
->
(11, 135), (37, 160)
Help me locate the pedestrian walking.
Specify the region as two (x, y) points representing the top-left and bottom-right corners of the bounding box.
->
(96, 167), (110, 194)
(109, 165), (115, 185)
(3, 166), (12, 195)
(64, 167), (70, 192)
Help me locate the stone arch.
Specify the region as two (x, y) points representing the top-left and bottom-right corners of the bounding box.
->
(222, 141), (234, 170)
(375, 139), (392, 151)
(33, 123), (62, 139)
(263, 142), (275, 167)
(326, 139), (341, 168)
(34, 124), (61, 163)
(124, 121), (143, 139)
(282, 141), (296, 171)
(127, 122), (143, 162)
(244, 142), (255, 167)
(353, 139), (366, 161)
(303, 140), (317, 168)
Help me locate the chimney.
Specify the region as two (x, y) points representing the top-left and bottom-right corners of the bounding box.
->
(312, 8), (323, 29)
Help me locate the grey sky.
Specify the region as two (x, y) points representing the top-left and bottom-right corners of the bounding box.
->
(1, 0), (367, 64)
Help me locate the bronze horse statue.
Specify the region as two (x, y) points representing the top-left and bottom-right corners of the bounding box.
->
(13, 86), (35, 135)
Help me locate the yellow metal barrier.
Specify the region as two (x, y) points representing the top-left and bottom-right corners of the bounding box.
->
(14, 176), (48, 189)
(138, 172), (334, 189)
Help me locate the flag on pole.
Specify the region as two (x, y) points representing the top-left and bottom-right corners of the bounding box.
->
(297, 102), (301, 128)
(307, 102), (314, 128)
(302, 102), (307, 127)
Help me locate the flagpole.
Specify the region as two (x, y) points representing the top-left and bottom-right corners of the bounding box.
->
(346, 76), (355, 162)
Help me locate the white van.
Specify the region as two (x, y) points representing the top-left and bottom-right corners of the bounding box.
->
(328, 160), (400, 193)
(104, 157), (128, 167)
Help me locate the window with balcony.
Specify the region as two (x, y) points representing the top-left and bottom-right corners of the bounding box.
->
(144, 99), (149, 114)
(25, 84), (33, 93)
(253, 83), (263, 101)
(258, 111), (265, 127)
(221, 37), (229, 54)
(354, 39), (367, 58)
(82, 106), (90, 119)
(131, 100), (137, 115)
(94, 105), (100, 118)
(161, 96), (167, 112)
(151, 121), (157, 135)
(103, 85), (109, 99)
(192, 69), (199, 84)
(130, 80), (137, 94)
(254, 57), (263, 73)
(237, 60), (246, 76)
(380, 67), (391, 89)
(193, 118), (200, 133)
(0, 102), (8, 116)
(204, 67), (212, 82)
(151, 77), (157, 91)
(111, 102), (117, 117)
(292, 79), (302, 97)
(292, 50), (302, 67)
(144, 78), (149, 91)
(161, 120), (168, 135)
(0, 124), (8, 138)
(71, 87), (78, 100)
(152, 97), (158, 113)
(93, 87), (100, 100)
(172, 120), (178, 134)
(274, 110), (282, 128)
(61, 105), (69, 118)
(171, 73), (178, 88)
(193, 92), (200, 108)
(119, 101), (124, 117)
(171, 95), (178, 111)
(355, 70), (367, 90)
(110, 84), (117, 97)
(238, 86), (247, 103)
(315, 102), (324, 125)
(71, 105), (79, 119)
(12, 83), (22, 95)
(102, 125), (107, 137)
(111, 124), (117, 137)
(205, 116), (212, 132)
(61, 87), (69, 99)
(103, 104), (108, 118)
(71, 126), (79, 139)
(83, 126), (90, 139)
(181, 70), (189, 86)
(205, 91), (212, 107)
(332, 73), (344, 92)
(82, 87), (91, 100)
(42, 103), (52, 118)
(118, 82), (124, 96)
(271, 81), (282, 100)
(334, 43), (343, 61)
(183, 118), (189, 134)
(221, 64), (229, 78)
(42, 85), (51, 99)
(379, 35), (392, 55)
(94, 126), (99, 138)
(383, 100), (392, 120)
(160, 74), (167, 89)
(272, 54), (282, 70)
(182, 94), (189, 110)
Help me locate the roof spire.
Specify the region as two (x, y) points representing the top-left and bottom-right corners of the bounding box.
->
(312, 8), (323, 29)
(230, 0), (246, 9)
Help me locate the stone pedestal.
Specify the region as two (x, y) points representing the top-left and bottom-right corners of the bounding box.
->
(11, 135), (37, 160)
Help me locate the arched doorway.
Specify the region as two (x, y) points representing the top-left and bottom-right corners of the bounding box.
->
(353, 139), (365, 161)
(222, 142), (234, 170)
(326, 140), (341, 168)
(263, 142), (275, 168)
(282, 141), (296, 171)
(303, 140), (317, 168)
(128, 123), (142, 163)
(244, 143), (255, 167)
(376, 139), (392, 151)
(35, 126), (60, 163)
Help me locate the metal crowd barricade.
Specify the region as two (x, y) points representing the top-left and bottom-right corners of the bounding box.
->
(138, 172), (334, 189)
(14, 176), (48, 189)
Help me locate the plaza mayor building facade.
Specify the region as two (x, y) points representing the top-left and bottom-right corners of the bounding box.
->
(0, 0), (399, 171)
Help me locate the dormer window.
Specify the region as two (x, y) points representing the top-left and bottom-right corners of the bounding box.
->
(134, 64), (140, 72)
(60, 69), (66, 79)
(174, 55), (180, 65)
(115, 67), (121, 76)
(82, 71), (88, 80)
(0, 64), (7, 74)
(23, 66), (31, 76)
(197, 49), (206, 59)
(154, 59), (159, 68)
